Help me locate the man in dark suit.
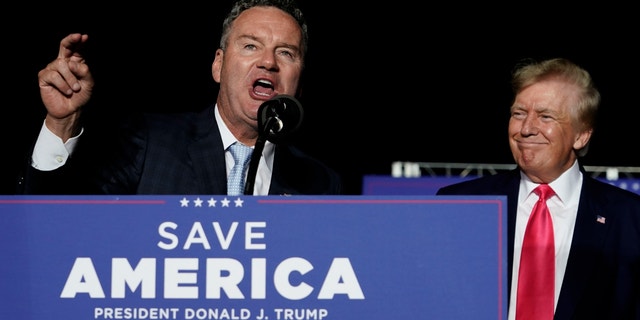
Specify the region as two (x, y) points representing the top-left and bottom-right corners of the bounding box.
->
(437, 58), (640, 319)
(18, 0), (341, 195)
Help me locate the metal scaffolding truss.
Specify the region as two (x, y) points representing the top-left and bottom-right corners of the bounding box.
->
(392, 162), (640, 180)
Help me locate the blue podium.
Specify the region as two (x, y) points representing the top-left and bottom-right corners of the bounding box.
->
(1, 195), (507, 320)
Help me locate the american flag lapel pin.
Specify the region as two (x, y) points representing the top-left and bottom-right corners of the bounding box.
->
(596, 215), (606, 224)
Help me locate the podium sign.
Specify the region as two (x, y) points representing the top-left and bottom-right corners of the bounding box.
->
(0, 195), (507, 320)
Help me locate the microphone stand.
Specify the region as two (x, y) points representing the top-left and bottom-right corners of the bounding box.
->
(243, 95), (303, 195)
(243, 117), (279, 195)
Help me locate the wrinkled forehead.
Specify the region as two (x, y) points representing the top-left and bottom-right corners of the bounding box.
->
(232, 6), (303, 44)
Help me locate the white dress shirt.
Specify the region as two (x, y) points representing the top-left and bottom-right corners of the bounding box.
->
(31, 121), (81, 171)
(216, 105), (273, 195)
(507, 160), (582, 320)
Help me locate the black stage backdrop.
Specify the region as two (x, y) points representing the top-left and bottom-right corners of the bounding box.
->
(5, 2), (639, 194)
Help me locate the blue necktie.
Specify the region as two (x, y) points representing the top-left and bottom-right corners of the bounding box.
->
(227, 142), (253, 196)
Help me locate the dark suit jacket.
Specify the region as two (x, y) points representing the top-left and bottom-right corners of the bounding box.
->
(20, 104), (342, 195)
(437, 167), (640, 319)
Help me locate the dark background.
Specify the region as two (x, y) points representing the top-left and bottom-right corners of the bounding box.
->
(4, 3), (639, 194)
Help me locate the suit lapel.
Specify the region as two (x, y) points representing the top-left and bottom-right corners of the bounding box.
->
(267, 145), (293, 195)
(501, 170), (522, 305)
(187, 105), (227, 194)
(555, 178), (610, 318)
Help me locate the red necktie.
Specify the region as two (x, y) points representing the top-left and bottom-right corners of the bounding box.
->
(516, 184), (555, 320)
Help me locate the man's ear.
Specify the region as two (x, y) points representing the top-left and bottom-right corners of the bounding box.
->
(211, 49), (223, 84)
(295, 71), (305, 99)
(574, 128), (593, 150)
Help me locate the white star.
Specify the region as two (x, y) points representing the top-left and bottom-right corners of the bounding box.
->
(234, 197), (244, 207)
(221, 197), (231, 207)
(193, 197), (203, 207)
(207, 198), (217, 207)
(180, 197), (189, 207)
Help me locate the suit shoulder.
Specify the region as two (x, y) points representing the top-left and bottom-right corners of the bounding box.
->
(437, 171), (518, 195)
(275, 145), (342, 194)
(137, 106), (213, 139)
(585, 177), (640, 203)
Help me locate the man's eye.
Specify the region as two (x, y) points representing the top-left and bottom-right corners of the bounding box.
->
(278, 50), (293, 58)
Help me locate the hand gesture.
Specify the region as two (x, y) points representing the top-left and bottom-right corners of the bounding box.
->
(38, 33), (94, 140)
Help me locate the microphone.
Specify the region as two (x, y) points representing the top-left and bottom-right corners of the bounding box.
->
(244, 95), (304, 195)
(257, 94), (304, 143)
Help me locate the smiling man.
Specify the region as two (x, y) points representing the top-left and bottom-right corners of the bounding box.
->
(437, 58), (640, 319)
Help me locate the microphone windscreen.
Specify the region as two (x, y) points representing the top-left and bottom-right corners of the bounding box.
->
(258, 95), (304, 143)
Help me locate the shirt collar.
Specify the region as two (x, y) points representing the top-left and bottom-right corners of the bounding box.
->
(215, 104), (237, 150)
(520, 160), (583, 205)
